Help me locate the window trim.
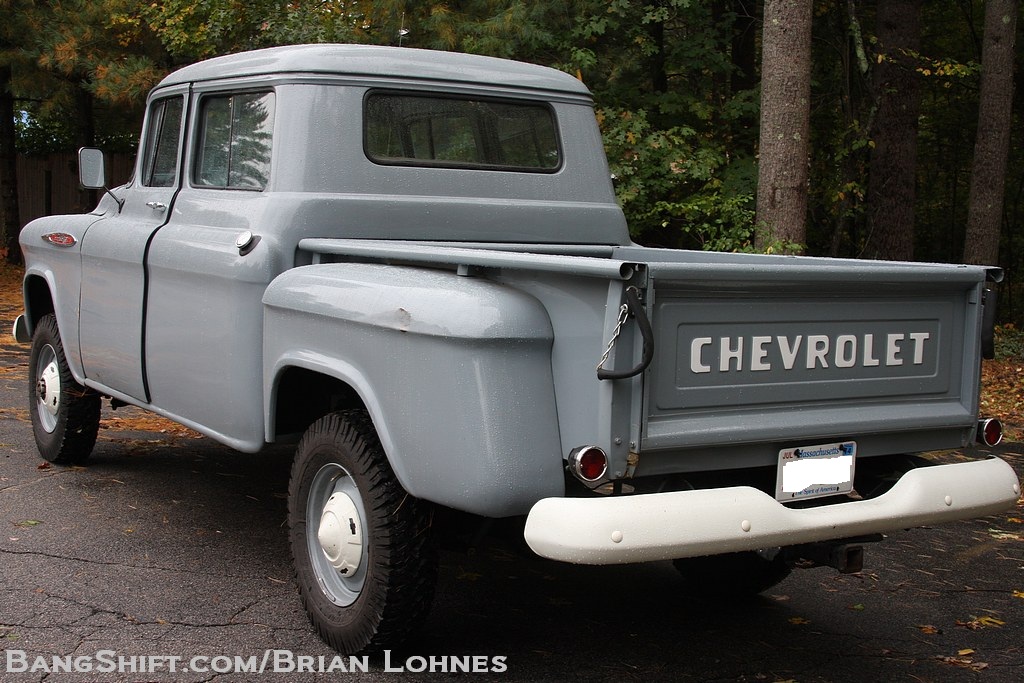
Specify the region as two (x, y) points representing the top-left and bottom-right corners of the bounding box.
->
(141, 96), (185, 188)
(192, 89), (276, 192)
(362, 89), (563, 174)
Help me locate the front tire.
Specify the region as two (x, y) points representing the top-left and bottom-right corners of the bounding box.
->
(289, 410), (437, 653)
(28, 314), (101, 464)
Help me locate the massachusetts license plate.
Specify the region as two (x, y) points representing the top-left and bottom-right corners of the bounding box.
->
(775, 441), (856, 501)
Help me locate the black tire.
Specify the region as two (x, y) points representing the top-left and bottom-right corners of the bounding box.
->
(289, 410), (437, 654)
(672, 550), (792, 597)
(28, 314), (101, 465)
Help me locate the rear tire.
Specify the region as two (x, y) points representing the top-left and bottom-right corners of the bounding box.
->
(28, 314), (101, 465)
(673, 550), (792, 597)
(289, 410), (437, 653)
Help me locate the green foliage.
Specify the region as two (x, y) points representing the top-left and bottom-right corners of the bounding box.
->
(598, 106), (757, 251)
(994, 324), (1024, 360)
(15, 109), (138, 155)
(562, 1), (762, 251)
(2, 0), (1021, 282)
(141, 0), (364, 59)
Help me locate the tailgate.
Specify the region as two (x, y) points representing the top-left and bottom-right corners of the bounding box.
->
(638, 255), (990, 454)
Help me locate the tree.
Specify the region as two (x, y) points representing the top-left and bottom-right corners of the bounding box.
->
(963, 0), (1018, 266)
(0, 0), (33, 263)
(862, 0), (923, 261)
(1, 62), (17, 262)
(141, 0), (367, 60)
(755, 0), (812, 252)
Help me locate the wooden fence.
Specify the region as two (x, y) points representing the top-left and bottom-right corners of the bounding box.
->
(16, 152), (134, 227)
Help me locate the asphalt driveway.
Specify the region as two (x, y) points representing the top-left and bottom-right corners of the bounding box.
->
(1, 334), (1023, 682)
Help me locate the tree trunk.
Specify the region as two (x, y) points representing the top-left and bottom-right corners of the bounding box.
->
(0, 63), (20, 264)
(73, 86), (98, 213)
(755, 0), (812, 252)
(862, 0), (922, 262)
(963, 0), (1017, 266)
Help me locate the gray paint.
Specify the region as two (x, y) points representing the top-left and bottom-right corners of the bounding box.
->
(16, 45), (1001, 517)
(263, 264), (564, 515)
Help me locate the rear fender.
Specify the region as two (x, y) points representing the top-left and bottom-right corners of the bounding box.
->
(263, 263), (564, 517)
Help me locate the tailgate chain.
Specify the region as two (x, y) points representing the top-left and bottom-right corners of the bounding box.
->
(596, 286), (655, 380)
(596, 303), (631, 373)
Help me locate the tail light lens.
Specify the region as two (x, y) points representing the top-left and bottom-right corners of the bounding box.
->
(977, 418), (1003, 447)
(568, 446), (608, 483)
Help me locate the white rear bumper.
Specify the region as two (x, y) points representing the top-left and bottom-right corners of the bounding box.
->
(524, 457), (1021, 564)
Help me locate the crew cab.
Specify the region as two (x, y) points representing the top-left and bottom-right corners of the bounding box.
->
(15, 44), (1021, 653)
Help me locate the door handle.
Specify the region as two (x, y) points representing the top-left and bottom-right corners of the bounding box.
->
(146, 201), (167, 211)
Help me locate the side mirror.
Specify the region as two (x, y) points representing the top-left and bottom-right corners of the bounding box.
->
(78, 147), (108, 189)
(78, 147), (123, 211)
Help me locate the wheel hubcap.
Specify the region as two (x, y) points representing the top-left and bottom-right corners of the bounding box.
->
(35, 346), (61, 433)
(317, 491), (364, 575)
(306, 463), (368, 606)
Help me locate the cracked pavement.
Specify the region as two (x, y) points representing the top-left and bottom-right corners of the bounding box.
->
(1, 336), (1023, 681)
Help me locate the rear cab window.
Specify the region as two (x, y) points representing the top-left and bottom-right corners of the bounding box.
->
(364, 92), (561, 172)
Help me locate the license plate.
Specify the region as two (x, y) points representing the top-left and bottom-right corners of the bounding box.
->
(775, 441), (856, 501)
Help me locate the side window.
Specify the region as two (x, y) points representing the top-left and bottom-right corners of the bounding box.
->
(141, 97), (184, 188)
(194, 92), (275, 190)
(365, 92), (561, 172)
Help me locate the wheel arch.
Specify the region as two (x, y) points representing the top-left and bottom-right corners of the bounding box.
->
(266, 355), (405, 483)
(267, 357), (375, 442)
(21, 269), (88, 384)
(23, 272), (56, 333)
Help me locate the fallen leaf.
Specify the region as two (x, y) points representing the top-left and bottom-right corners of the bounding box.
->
(15, 520), (41, 527)
(788, 617), (810, 625)
(36, 462), (51, 470)
(1012, 590), (1024, 599)
(938, 655), (989, 672)
(988, 528), (1023, 541)
(956, 615), (1005, 630)
(918, 624), (941, 634)
(958, 648), (975, 656)
(848, 603), (865, 611)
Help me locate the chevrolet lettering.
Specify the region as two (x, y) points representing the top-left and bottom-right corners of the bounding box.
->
(689, 332), (932, 374)
(14, 45), (1020, 655)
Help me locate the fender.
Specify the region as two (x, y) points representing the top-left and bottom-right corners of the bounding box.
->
(263, 263), (565, 517)
(19, 211), (108, 384)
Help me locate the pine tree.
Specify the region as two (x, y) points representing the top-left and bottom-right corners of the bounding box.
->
(963, 0), (1018, 266)
(755, 0), (812, 252)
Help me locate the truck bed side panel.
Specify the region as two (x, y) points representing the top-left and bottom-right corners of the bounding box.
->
(263, 263), (564, 517)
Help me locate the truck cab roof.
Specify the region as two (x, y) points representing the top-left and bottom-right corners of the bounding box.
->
(157, 43), (593, 100)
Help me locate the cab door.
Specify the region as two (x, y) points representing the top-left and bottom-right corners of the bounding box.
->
(78, 90), (187, 401)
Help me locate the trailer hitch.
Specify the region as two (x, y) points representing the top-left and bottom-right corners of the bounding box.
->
(782, 534), (884, 574)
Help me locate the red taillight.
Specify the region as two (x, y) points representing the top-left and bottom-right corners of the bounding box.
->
(978, 418), (1003, 447)
(569, 446), (608, 483)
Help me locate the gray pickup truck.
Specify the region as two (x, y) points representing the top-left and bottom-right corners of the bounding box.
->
(15, 44), (1021, 654)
